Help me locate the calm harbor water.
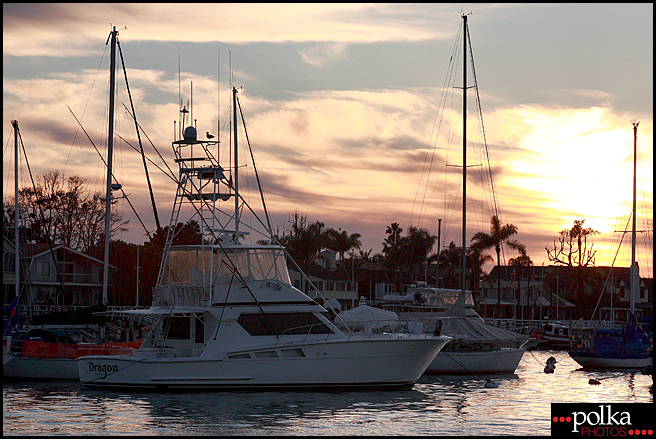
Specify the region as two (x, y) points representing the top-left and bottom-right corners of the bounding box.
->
(3, 350), (652, 436)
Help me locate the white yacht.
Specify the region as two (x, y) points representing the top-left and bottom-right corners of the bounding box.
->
(76, 85), (450, 390)
(383, 285), (527, 374)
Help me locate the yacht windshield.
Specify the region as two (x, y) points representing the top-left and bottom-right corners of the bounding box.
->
(161, 246), (291, 287)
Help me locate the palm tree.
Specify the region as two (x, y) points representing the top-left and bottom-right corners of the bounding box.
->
(467, 245), (494, 298)
(471, 215), (526, 317)
(325, 228), (362, 264)
(382, 222), (403, 255)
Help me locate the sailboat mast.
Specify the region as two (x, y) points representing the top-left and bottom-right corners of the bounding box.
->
(460, 14), (468, 295)
(13, 120), (19, 299)
(630, 121), (639, 314)
(102, 26), (118, 306)
(233, 86), (239, 244)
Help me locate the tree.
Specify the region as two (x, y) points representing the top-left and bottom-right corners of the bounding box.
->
(325, 228), (362, 264)
(275, 212), (326, 266)
(545, 219), (601, 308)
(546, 219), (599, 267)
(382, 225), (436, 283)
(382, 222), (403, 255)
(470, 215), (526, 317)
(467, 245), (494, 295)
(438, 241), (462, 289)
(9, 171), (128, 254)
(148, 220), (203, 250)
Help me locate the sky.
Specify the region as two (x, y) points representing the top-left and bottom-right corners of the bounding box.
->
(3, 3), (653, 278)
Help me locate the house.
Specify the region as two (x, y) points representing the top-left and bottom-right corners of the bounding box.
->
(4, 241), (116, 311)
(289, 263), (359, 310)
(481, 264), (652, 320)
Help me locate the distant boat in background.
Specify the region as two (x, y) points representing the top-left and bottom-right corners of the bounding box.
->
(568, 122), (653, 370)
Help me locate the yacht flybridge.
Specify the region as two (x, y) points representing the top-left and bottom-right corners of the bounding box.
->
(76, 85), (450, 390)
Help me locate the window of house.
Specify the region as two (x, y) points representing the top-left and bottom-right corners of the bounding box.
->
(38, 261), (50, 277)
(4, 252), (16, 273)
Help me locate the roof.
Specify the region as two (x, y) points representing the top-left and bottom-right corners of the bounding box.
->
(19, 243), (116, 269)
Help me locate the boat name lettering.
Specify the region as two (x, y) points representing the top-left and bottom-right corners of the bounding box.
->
(88, 362), (119, 379)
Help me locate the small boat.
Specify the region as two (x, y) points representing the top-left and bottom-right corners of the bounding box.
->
(569, 122), (653, 369)
(76, 61), (451, 390)
(540, 321), (571, 350)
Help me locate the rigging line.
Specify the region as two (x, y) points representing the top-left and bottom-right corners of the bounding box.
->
(467, 28), (499, 220)
(590, 216), (630, 320)
(117, 38), (161, 231)
(4, 129), (14, 197)
(120, 103), (177, 181)
(66, 105), (153, 243)
(64, 43), (109, 180)
(236, 93), (274, 238)
(17, 127), (66, 294)
(412, 21), (463, 230)
(115, 133), (176, 185)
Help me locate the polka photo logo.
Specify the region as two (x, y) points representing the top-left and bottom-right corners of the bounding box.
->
(552, 403), (653, 437)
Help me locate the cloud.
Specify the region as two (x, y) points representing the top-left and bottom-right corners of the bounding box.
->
(3, 3), (466, 57)
(299, 43), (347, 69)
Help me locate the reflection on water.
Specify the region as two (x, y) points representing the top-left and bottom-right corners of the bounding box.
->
(4, 351), (652, 436)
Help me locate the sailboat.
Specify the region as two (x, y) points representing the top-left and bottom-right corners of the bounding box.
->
(3, 27), (143, 380)
(75, 65), (451, 390)
(568, 122), (653, 369)
(385, 15), (528, 374)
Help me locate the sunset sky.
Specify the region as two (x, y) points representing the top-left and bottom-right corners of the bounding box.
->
(3, 3), (653, 277)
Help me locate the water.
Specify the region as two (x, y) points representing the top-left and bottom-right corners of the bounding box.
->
(4, 351), (652, 436)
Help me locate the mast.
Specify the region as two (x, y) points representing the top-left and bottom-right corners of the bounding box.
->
(233, 86), (239, 243)
(436, 218), (442, 288)
(102, 26), (118, 306)
(630, 121), (639, 315)
(460, 14), (468, 296)
(12, 120), (19, 299)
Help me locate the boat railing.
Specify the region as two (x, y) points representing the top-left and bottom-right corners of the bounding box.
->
(486, 318), (624, 332)
(151, 284), (210, 307)
(275, 318), (428, 345)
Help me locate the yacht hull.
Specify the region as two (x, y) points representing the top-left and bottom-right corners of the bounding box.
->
(424, 347), (526, 374)
(3, 353), (79, 380)
(3, 340), (142, 380)
(77, 336), (450, 389)
(568, 352), (651, 369)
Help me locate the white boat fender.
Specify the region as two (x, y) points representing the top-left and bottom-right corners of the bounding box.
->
(484, 379), (499, 388)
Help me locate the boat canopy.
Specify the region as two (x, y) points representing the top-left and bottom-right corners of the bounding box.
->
(437, 315), (528, 346)
(160, 245), (291, 287)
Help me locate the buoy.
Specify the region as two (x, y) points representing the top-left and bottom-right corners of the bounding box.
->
(588, 378), (601, 385)
(544, 356), (557, 374)
(485, 378), (499, 388)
